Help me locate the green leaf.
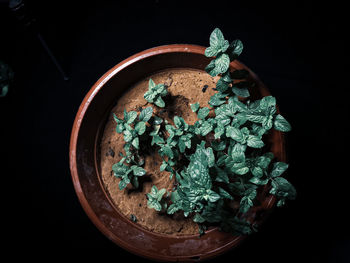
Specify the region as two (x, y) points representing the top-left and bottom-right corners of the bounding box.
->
(249, 177), (269, 185)
(211, 140), (226, 151)
(232, 86), (250, 98)
(251, 166), (263, 178)
(271, 177), (297, 200)
(149, 78), (156, 89)
(197, 107), (210, 119)
(205, 46), (219, 57)
(206, 190), (221, 203)
(131, 137), (139, 149)
(270, 162), (289, 178)
(139, 107), (153, 122)
(131, 166), (146, 177)
(247, 135), (264, 148)
(259, 96), (276, 111)
(118, 177), (130, 190)
(116, 123), (125, 133)
(218, 187), (233, 200)
(123, 129), (133, 142)
(274, 114), (292, 132)
(205, 28), (229, 57)
(162, 145), (174, 159)
(214, 53), (230, 74)
(229, 39), (244, 57)
(126, 111), (137, 124)
(226, 126), (244, 143)
(113, 113), (123, 124)
(216, 78), (230, 92)
(240, 196), (253, 213)
(205, 59), (218, 77)
(213, 166), (229, 183)
(154, 96), (165, 107)
(191, 102), (200, 112)
(199, 121), (213, 136)
(135, 121), (146, 135)
(209, 28), (226, 48)
(209, 92), (227, 106)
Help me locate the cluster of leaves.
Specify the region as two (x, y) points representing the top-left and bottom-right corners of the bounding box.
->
(111, 28), (296, 235)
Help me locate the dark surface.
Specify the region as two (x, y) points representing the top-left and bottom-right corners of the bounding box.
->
(1, 0), (348, 261)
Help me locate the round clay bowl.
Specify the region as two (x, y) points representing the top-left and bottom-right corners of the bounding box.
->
(69, 45), (285, 262)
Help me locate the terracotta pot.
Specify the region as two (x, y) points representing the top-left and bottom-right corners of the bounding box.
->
(69, 45), (285, 261)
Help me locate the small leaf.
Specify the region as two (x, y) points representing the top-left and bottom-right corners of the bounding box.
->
(197, 107), (210, 119)
(135, 121), (146, 135)
(191, 102), (200, 112)
(131, 137), (139, 149)
(232, 86), (250, 98)
(199, 121), (213, 136)
(274, 114), (292, 132)
(131, 166), (146, 177)
(218, 187), (233, 200)
(226, 126), (244, 143)
(247, 135), (264, 148)
(216, 78), (230, 92)
(154, 96), (165, 108)
(149, 78), (156, 89)
(240, 196), (253, 213)
(214, 53), (230, 74)
(139, 107), (153, 122)
(209, 28), (225, 49)
(207, 190), (221, 203)
(126, 111), (137, 124)
(270, 162), (289, 178)
(119, 177), (130, 190)
(229, 39), (244, 57)
(249, 177), (269, 185)
(209, 93), (227, 106)
(211, 140), (226, 151)
(123, 130), (133, 142)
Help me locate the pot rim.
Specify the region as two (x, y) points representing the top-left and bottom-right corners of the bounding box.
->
(69, 44), (283, 261)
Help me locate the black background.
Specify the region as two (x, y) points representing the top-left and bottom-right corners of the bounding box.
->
(1, 0), (349, 261)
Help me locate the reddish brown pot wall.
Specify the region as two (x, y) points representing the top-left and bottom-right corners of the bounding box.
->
(69, 45), (285, 262)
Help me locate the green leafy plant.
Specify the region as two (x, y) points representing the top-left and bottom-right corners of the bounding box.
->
(111, 28), (296, 236)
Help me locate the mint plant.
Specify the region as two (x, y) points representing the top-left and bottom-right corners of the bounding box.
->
(112, 28), (296, 235)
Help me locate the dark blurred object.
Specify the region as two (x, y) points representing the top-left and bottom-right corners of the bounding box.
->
(0, 60), (14, 97)
(8, 0), (69, 80)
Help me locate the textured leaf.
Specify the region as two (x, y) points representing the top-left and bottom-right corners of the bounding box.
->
(229, 39), (244, 57)
(218, 187), (233, 200)
(232, 86), (250, 98)
(209, 28), (225, 48)
(139, 107), (153, 122)
(199, 121), (213, 136)
(270, 162), (289, 178)
(226, 126), (244, 143)
(190, 102), (200, 112)
(216, 78), (230, 92)
(135, 121), (146, 135)
(131, 166), (146, 177)
(207, 190), (221, 203)
(274, 114), (292, 132)
(247, 135), (264, 148)
(154, 96), (165, 107)
(209, 93), (227, 106)
(123, 130), (133, 142)
(214, 53), (230, 74)
(197, 107), (210, 119)
(131, 137), (139, 149)
(126, 111), (137, 124)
